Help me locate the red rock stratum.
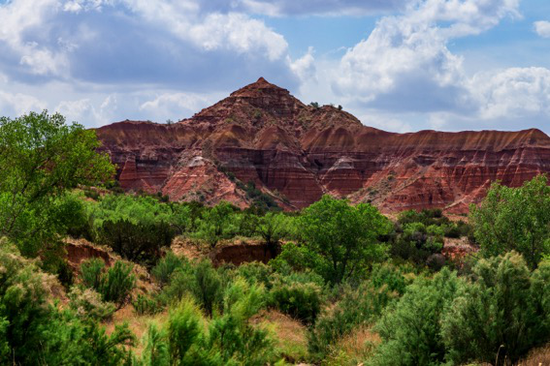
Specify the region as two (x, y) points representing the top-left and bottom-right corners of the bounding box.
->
(96, 77), (550, 213)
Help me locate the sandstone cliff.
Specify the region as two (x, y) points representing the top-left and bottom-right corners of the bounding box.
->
(96, 78), (550, 213)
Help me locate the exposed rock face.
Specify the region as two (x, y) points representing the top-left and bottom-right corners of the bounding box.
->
(96, 78), (550, 213)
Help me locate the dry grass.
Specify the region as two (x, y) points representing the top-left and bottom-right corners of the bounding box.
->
(516, 344), (550, 366)
(103, 305), (168, 357)
(324, 326), (381, 366)
(252, 309), (309, 363)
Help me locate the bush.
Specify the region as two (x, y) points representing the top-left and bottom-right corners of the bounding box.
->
(0, 241), (133, 365)
(296, 195), (390, 284)
(441, 252), (550, 364)
(133, 294), (163, 315)
(470, 175), (550, 268)
(372, 268), (463, 366)
(152, 251), (189, 287)
(97, 219), (174, 265)
(68, 286), (116, 320)
(308, 279), (400, 361)
(269, 279), (322, 324)
(80, 259), (136, 308)
(390, 222), (444, 264)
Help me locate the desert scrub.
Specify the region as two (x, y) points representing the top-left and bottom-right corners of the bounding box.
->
(80, 258), (136, 308)
(68, 286), (116, 320)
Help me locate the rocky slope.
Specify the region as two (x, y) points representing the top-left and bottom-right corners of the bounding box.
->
(96, 77), (550, 213)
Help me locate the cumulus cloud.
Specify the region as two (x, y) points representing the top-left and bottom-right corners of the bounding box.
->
(0, 91), (47, 117)
(139, 92), (217, 121)
(534, 20), (550, 38)
(239, 0), (411, 16)
(328, 0), (550, 132)
(0, 0), (299, 89)
(333, 0), (520, 113)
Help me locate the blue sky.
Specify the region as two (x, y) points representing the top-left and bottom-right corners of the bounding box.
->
(0, 0), (549, 134)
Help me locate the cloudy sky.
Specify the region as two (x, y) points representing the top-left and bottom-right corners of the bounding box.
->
(1, 0), (549, 133)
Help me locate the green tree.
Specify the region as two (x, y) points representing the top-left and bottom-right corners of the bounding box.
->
(372, 269), (463, 366)
(297, 195), (390, 284)
(441, 252), (550, 365)
(256, 212), (289, 256)
(470, 175), (550, 268)
(195, 201), (238, 248)
(0, 111), (114, 257)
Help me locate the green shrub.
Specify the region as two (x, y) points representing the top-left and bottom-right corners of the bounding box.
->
(80, 257), (105, 289)
(80, 259), (136, 308)
(68, 286), (116, 320)
(441, 252), (550, 364)
(192, 260), (223, 316)
(470, 175), (550, 268)
(97, 219), (174, 265)
(372, 268), (463, 366)
(152, 251), (189, 287)
(269, 279), (322, 324)
(100, 261), (136, 307)
(308, 280), (400, 362)
(133, 294), (163, 315)
(390, 222), (444, 264)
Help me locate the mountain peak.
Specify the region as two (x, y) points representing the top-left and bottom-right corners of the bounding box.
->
(230, 77), (290, 98)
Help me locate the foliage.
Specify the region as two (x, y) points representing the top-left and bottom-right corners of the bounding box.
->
(470, 175), (550, 268)
(268, 276), (322, 324)
(372, 268), (463, 366)
(441, 252), (550, 364)
(390, 222), (445, 264)
(308, 270), (404, 362)
(0, 240), (134, 365)
(133, 293), (164, 315)
(194, 201), (238, 248)
(68, 286), (116, 320)
(256, 212), (289, 255)
(297, 195), (390, 284)
(152, 251), (190, 287)
(97, 219), (175, 265)
(80, 258), (136, 308)
(141, 280), (277, 366)
(0, 111), (114, 258)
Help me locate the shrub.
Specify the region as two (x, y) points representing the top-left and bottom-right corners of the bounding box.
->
(308, 280), (400, 362)
(80, 257), (105, 289)
(97, 219), (174, 265)
(68, 286), (116, 320)
(192, 260), (223, 316)
(194, 201), (238, 248)
(133, 294), (163, 315)
(470, 175), (550, 269)
(372, 268), (463, 366)
(100, 261), (136, 307)
(441, 252), (550, 364)
(152, 251), (189, 287)
(80, 259), (136, 308)
(390, 222), (444, 264)
(269, 279), (322, 324)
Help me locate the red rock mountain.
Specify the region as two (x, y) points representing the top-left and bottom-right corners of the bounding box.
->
(96, 78), (550, 213)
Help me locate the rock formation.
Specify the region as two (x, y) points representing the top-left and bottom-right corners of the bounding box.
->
(96, 77), (550, 213)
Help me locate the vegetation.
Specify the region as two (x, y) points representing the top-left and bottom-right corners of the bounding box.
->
(1, 112), (549, 365)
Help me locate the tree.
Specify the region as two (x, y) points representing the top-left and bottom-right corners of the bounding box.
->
(297, 195), (390, 284)
(195, 202), (237, 248)
(470, 175), (550, 268)
(441, 252), (550, 365)
(256, 212), (289, 256)
(0, 111), (115, 257)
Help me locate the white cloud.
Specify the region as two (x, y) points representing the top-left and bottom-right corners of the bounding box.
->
(471, 67), (550, 120)
(139, 92), (216, 121)
(290, 47), (316, 82)
(0, 91), (47, 117)
(534, 20), (550, 38)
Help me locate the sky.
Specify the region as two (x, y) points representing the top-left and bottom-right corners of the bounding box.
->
(0, 0), (549, 134)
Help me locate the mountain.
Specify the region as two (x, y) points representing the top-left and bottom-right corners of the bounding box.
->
(96, 77), (550, 213)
